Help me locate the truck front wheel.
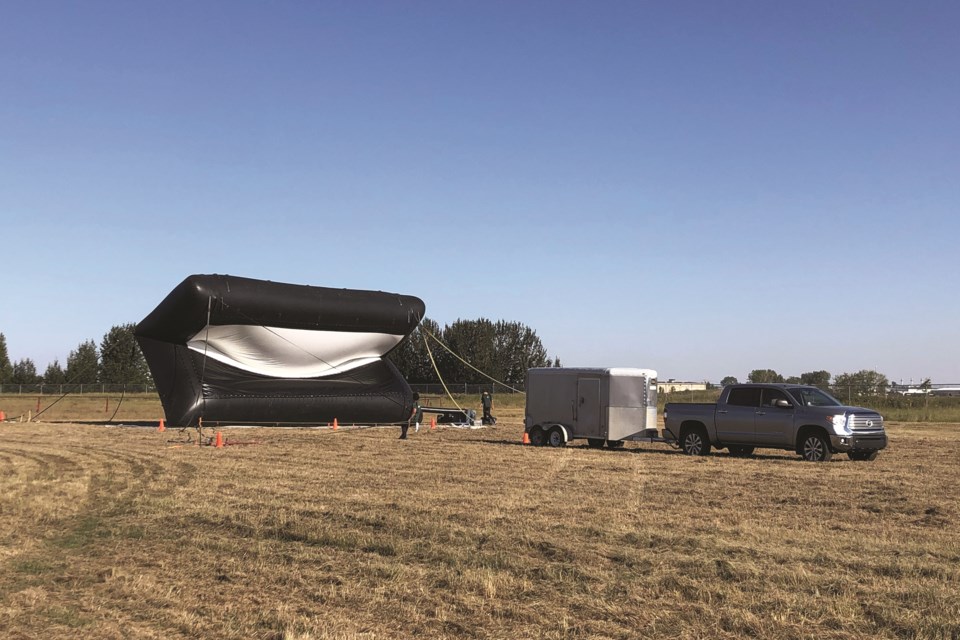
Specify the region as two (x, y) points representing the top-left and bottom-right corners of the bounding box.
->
(681, 427), (711, 456)
(800, 432), (832, 462)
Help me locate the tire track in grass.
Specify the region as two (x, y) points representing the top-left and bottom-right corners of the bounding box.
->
(0, 426), (201, 637)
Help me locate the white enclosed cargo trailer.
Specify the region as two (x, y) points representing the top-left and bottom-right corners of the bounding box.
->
(524, 367), (659, 448)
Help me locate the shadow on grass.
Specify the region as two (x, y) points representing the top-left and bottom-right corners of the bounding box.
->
(474, 438), (684, 456)
(43, 420), (162, 427)
(472, 437), (840, 463)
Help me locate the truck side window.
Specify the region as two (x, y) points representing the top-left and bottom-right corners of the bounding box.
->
(727, 387), (762, 407)
(761, 389), (791, 407)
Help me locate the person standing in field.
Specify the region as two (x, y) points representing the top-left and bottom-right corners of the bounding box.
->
(481, 390), (493, 425)
(400, 392), (422, 439)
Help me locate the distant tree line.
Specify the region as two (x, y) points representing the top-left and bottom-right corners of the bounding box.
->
(719, 368), (905, 400)
(2, 317), (556, 390)
(0, 325), (152, 386)
(387, 317), (557, 389)
(4, 323), (913, 399)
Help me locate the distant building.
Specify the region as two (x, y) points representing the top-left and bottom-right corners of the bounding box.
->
(892, 386), (929, 395)
(658, 379), (708, 393)
(889, 384), (960, 397)
(930, 387), (960, 397)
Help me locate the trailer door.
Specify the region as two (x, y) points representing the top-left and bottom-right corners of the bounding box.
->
(577, 378), (602, 438)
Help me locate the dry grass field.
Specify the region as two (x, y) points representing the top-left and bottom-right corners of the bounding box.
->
(1, 401), (958, 639)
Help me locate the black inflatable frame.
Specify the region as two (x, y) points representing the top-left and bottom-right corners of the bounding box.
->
(135, 274), (425, 427)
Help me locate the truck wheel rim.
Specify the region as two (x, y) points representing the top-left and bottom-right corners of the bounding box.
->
(685, 434), (702, 454)
(804, 437), (824, 460)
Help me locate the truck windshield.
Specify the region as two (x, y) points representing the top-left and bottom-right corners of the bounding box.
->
(787, 387), (842, 407)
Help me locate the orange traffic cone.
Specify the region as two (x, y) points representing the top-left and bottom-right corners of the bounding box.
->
(332, 418), (339, 431)
(157, 418), (166, 432)
(522, 432), (531, 445)
(0, 410), (5, 421)
(430, 416), (437, 430)
(215, 431), (224, 448)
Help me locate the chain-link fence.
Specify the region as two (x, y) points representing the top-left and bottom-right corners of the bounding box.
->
(409, 383), (516, 396)
(0, 384), (157, 395)
(2, 381), (956, 399)
(0, 383), (511, 396)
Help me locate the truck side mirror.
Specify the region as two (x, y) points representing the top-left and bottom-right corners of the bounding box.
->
(775, 399), (791, 408)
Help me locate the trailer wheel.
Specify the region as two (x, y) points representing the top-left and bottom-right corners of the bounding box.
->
(547, 426), (566, 448)
(606, 440), (624, 449)
(587, 438), (605, 449)
(529, 426), (546, 447)
(681, 427), (711, 456)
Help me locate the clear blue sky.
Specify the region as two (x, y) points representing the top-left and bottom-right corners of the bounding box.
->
(2, 1), (958, 385)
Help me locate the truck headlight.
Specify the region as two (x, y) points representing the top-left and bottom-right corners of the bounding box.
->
(830, 413), (851, 434)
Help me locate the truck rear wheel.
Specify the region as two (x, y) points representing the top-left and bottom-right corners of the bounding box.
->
(681, 427), (711, 456)
(547, 426), (566, 448)
(800, 432), (832, 462)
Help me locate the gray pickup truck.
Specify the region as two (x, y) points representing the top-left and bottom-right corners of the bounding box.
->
(663, 383), (887, 461)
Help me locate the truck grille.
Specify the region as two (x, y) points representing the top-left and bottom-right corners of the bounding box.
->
(849, 413), (884, 431)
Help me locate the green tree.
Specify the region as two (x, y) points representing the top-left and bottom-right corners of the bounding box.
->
(800, 370), (831, 389)
(99, 324), (152, 385)
(491, 320), (549, 387)
(387, 317), (442, 383)
(401, 318), (552, 388)
(720, 376), (738, 386)
(43, 359), (67, 384)
(439, 318), (498, 384)
(11, 358), (42, 384)
(785, 376), (801, 384)
(748, 369), (783, 383)
(832, 370), (889, 400)
(553, 356), (562, 368)
(0, 333), (13, 383)
(66, 340), (100, 384)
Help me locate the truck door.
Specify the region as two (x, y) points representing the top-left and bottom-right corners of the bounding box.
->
(755, 388), (795, 446)
(715, 387), (760, 444)
(576, 378), (602, 438)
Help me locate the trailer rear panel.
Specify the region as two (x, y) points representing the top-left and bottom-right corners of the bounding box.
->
(525, 368), (658, 444)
